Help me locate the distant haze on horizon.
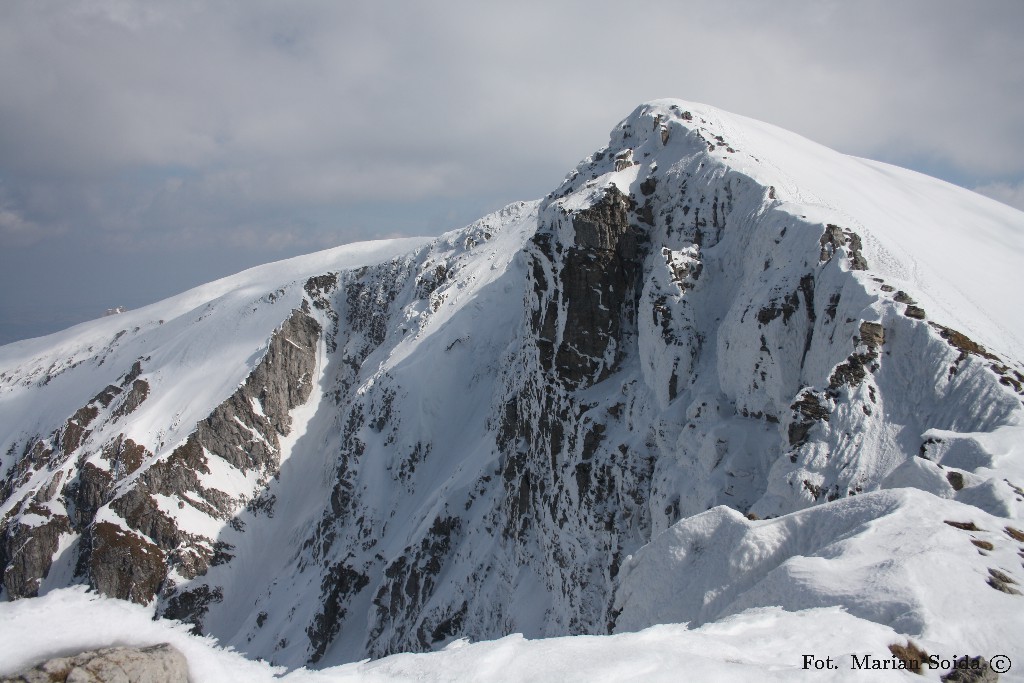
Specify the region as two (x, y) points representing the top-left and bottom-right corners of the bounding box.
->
(2, 0), (1023, 345)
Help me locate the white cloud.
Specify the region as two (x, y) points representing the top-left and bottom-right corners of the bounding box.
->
(4, 1), (1022, 189)
(2, 0), (1024, 339)
(0, 205), (45, 247)
(6, 7), (1023, 168)
(0, 184), (67, 247)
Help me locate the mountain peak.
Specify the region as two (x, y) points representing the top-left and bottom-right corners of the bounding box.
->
(1, 101), (1022, 671)
(543, 99), (1024, 361)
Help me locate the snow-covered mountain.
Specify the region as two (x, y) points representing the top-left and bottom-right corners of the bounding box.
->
(2, 99), (1023, 675)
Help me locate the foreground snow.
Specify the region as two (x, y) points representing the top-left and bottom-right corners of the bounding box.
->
(2, 586), (995, 682)
(3, 488), (1020, 681)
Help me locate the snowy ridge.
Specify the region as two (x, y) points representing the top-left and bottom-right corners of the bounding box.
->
(639, 99), (1024, 359)
(1, 100), (1023, 678)
(0, 588), (945, 682)
(0, 237), (427, 459)
(615, 488), (1023, 655)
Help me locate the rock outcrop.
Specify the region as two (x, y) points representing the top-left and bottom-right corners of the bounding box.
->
(0, 307), (321, 621)
(0, 643), (187, 683)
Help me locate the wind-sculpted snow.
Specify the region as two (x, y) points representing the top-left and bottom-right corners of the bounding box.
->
(0, 587), (952, 683)
(614, 489), (1022, 658)
(1, 100), (1023, 672)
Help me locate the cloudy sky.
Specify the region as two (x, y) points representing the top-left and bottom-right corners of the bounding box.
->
(2, 0), (1023, 344)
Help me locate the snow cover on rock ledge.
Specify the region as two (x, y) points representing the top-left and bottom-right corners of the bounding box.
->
(0, 237), (429, 461)
(2, 99), (1023, 676)
(640, 98), (1024, 359)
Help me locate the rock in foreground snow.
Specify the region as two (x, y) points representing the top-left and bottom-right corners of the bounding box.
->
(1, 642), (187, 683)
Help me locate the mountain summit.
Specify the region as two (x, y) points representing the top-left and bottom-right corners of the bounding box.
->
(2, 100), (1022, 670)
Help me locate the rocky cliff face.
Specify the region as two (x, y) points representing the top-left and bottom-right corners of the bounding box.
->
(2, 100), (1023, 669)
(0, 306), (320, 613)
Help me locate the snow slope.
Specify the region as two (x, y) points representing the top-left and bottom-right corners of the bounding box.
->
(5, 587), (998, 682)
(1, 99), (1023, 676)
(615, 489), (1023, 661)
(0, 237), (428, 466)
(674, 101), (1024, 359)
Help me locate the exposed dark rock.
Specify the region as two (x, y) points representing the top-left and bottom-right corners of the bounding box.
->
(859, 322), (885, 348)
(789, 391), (830, 446)
(818, 224), (867, 269)
(829, 350), (877, 389)
(799, 274), (816, 321)
(1, 514), (72, 598)
(163, 584), (224, 634)
(111, 378), (150, 420)
(109, 490), (184, 556)
(802, 479), (823, 499)
(6, 107), (1024, 671)
(210, 540), (233, 566)
(757, 290), (800, 325)
(819, 224), (844, 262)
(888, 640), (929, 674)
(305, 272), (339, 307)
(940, 656), (1000, 682)
(307, 562), (371, 662)
(846, 232), (868, 270)
(661, 247), (701, 291)
(102, 435), (149, 477)
(532, 186), (649, 388)
(11, 307), (324, 608)
(931, 324), (998, 361)
(640, 176), (657, 196)
(32, 472), (63, 505)
(920, 436), (943, 459)
(636, 199), (655, 226)
(122, 360), (144, 384)
(989, 364), (1024, 386)
(614, 149), (635, 171)
(88, 521), (166, 603)
(93, 384), (122, 408)
(132, 436), (208, 507)
(368, 515), (462, 657)
(196, 308), (320, 472)
(1, 440), (54, 504)
(428, 601), (468, 644)
(60, 405), (98, 454)
(64, 462), (113, 529)
(414, 263), (449, 301)
(987, 568), (1020, 595)
(905, 305), (926, 320)
(344, 259), (416, 353)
